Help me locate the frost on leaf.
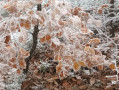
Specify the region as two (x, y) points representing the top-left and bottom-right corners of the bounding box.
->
(40, 34), (51, 43)
(20, 48), (29, 56)
(4, 35), (11, 44)
(56, 62), (62, 73)
(97, 8), (103, 14)
(78, 61), (86, 67)
(89, 38), (101, 44)
(51, 37), (60, 46)
(97, 65), (103, 70)
(19, 60), (26, 69)
(20, 19), (31, 30)
(109, 64), (116, 70)
(54, 55), (62, 61)
(4, 3), (17, 13)
(9, 57), (16, 63)
(73, 61), (80, 72)
(84, 45), (95, 54)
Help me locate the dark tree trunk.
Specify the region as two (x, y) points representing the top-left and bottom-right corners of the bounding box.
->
(23, 4), (42, 74)
(109, 0), (115, 37)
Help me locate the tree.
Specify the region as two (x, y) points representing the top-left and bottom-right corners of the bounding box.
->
(0, 0), (119, 89)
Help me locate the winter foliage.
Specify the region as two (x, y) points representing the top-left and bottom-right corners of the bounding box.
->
(0, 0), (119, 89)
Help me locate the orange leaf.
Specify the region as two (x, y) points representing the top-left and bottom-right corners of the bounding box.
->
(44, 3), (49, 8)
(4, 35), (11, 44)
(89, 38), (101, 44)
(24, 20), (31, 29)
(89, 47), (95, 54)
(4, 4), (11, 9)
(20, 20), (24, 27)
(84, 46), (95, 54)
(101, 5), (109, 8)
(86, 60), (93, 68)
(20, 20), (31, 29)
(78, 61), (86, 67)
(109, 64), (116, 70)
(97, 65), (103, 70)
(73, 61), (80, 72)
(71, 7), (81, 15)
(57, 31), (63, 37)
(4, 3), (17, 13)
(87, 62), (93, 68)
(28, 10), (34, 15)
(21, 81), (30, 89)
(17, 69), (21, 75)
(12, 64), (17, 68)
(65, 66), (70, 70)
(51, 42), (57, 49)
(21, 48), (29, 56)
(56, 62), (62, 73)
(9, 58), (16, 63)
(98, 9), (103, 14)
(59, 71), (64, 79)
(40, 36), (45, 43)
(63, 81), (69, 86)
(46, 35), (51, 41)
(54, 55), (62, 61)
(19, 60), (26, 68)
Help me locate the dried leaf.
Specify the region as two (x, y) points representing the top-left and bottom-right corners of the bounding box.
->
(4, 4), (11, 9)
(24, 20), (31, 29)
(19, 60), (26, 68)
(9, 58), (16, 63)
(63, 81), (69, 86)
(54, 55), (62, 61)
(89, 47), (95, 54)
(56, 31), (63, 37)
(97, 65), (103, 70)
(59, 71), (64, 79)
(98, 8), (103, 14)
(89, 38), (101, 44)
(40, 36), (46, 43)
(56, 62), (62, 73)
(17, 69), (21, 75)
(101, 5), (109, 8)
(73, 61), (80, 72)
(12, 64), (17, 68)
(46, 35), (51, 41)
(109, 64), (116, 70)
(4, 35), (11, 44)
(21, 48), (29, 56)
(78, 61), (86, 66)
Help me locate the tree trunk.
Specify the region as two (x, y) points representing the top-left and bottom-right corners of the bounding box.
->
(109, 0), (115, 37)
(23, 4), (42, 74)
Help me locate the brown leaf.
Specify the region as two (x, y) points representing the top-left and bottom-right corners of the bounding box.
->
(73, 61), (80, 72)
(4, 35), (11, 44)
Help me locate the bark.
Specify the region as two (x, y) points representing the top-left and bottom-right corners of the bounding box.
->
(23, 4), (42, 74)
(109, 0), (115, 37)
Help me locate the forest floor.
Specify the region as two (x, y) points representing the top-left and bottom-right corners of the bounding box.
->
(21, 56), (119, 90)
